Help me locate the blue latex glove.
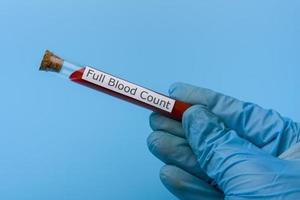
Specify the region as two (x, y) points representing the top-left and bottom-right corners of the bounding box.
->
(147, 83), (300, 200)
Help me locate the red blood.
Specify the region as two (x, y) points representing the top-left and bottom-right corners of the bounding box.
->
(69, 67), (191, 121)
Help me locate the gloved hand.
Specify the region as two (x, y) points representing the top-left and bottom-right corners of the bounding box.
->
(147, 82), (300, 200)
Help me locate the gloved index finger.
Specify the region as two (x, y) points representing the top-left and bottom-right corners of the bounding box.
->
(149, 112), (185, 138)
(169, 82), (300, 156)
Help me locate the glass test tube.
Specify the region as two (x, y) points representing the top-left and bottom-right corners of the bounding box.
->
(39, 50), (191, 121)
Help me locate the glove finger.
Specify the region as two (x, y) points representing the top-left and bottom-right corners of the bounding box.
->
(170, 82), (300, 156)
(160, 165), (224, 200)
(183, 105), (281, 193)
(147, 131), (211, 182)
(149, 112), (185, 138)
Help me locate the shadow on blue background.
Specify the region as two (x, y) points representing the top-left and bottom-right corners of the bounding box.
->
(0, 1), (299, 199)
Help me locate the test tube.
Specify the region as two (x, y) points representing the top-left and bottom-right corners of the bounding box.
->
(39, 50), (191, 121)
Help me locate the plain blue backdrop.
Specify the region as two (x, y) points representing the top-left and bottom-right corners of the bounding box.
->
(1, 1), (300, 199)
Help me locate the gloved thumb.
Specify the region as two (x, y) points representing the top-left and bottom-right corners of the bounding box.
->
(182, 105), (281, 193)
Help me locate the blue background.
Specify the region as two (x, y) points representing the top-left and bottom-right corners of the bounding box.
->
(1, 1), (300, 199)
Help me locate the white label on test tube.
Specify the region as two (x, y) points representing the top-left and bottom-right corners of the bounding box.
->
(82, 66), (175, 113)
